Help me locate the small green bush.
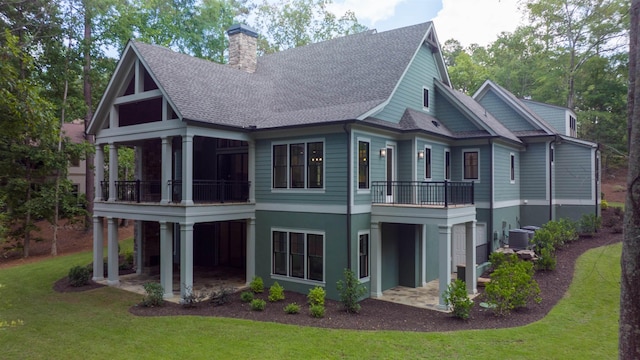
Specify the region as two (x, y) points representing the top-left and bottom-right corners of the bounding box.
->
(579, 213), (601, 236)
(485, 258), (541, 316)
(443, 279), (473, 320)
(309, 304), (325, 318)
(250, 276), (264, 293)
(601, 199), (609, 210)
(336, 268), (367, 313)
(250, 298), (266, 311)
(307, 286), (326, 306)
(240, 291), (254, 303)
(283, 302), (300, 314)
(536, 245), (557, 271)
(489, 251), (518, 271)
(68, 265), (91, 287)
(141, 282), (164, 307)
(268, 281), (285, 302)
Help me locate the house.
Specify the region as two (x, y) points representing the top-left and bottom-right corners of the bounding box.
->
(87, 22), (599, 307)
(61, 120), (87, 198)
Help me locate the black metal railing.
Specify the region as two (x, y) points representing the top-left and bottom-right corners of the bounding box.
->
(100, 180), (161, 203)
(371, 181), (474, 207)
(169, 179), (250, 204)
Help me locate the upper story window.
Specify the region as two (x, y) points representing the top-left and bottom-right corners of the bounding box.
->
(358, 140), (370, 189)
(423, 87), (430, 109)
(272, 140), (324, 190)
(424, 147), (432, 179)
(510, 153), (516, 183)
(569, 115), (577, 137)
(444, 150), (451, 180)
(463, 150), (479, 180)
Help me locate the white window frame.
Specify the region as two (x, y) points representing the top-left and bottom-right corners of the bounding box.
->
(270, 228), (326, 285)
(462, 148), (480, 181)
(357, 138), (371, 193)
(510, 152), (516, 184)
(444, 149), (451, 181)
(357, 230), (370, 281)
(422, 86), (430, 110)
(424, 145), (432, 180)
(271, 139), (325, 192)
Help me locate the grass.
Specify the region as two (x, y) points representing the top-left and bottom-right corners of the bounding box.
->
(0, 242), (621, 359)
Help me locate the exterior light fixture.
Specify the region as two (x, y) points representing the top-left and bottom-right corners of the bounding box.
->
(418, 150), (424, 159)
(380, 148), (387, 157)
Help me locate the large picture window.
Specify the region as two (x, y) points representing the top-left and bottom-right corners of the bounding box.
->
(359, 233), (369, 279)
(358, 141), (369, 189)
(272, 140), (324, 189)
(464, 151), (479, 180)
(272, 230), (324, 282)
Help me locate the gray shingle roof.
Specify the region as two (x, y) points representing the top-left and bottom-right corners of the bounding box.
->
(132, 22), (432, 130)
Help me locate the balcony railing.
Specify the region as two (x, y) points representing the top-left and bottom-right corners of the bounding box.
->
(169, 180), (250, 204)
(371, 181), (474, 207)
(100, 180), (161, 203)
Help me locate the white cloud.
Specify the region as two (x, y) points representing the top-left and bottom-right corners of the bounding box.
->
(433, 0), (524, 47)
(326, 0), (406, 25)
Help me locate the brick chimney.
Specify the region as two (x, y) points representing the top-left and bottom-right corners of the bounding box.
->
(227, 24), (258, 73)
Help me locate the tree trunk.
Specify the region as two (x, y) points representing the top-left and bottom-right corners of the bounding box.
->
(620, 1), (640, 358)
(83, 1), (95, 229)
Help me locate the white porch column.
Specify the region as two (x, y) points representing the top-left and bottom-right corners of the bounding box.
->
(135, 220), (142, 275)
(108, 143), (118, 202)
(421, 224), (427, 286)
(94, 145), (104, 201)
(180, 222), (194, 299)
(161, 137), (172, 204)
(248, 141), (256, 203)
(438, 224), (452, 308)
(246, 217), (256, 285)
(107, 217), (119, 285)
(181, 135), (194, 205)
(92, 216), (104, 281)
(160, 221), (174, 299)
(370, 222), (382, 297)
(465, 220), (477, 294)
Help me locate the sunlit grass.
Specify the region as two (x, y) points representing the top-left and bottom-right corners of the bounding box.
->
(0, 242), (620, 359)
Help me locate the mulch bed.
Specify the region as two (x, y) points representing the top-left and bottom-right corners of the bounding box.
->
(56, 210), (623, 333)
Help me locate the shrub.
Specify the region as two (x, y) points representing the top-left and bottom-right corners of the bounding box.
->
(283, 302), (300, 314)
(601, 199), (609, 210)
(336, 268), (367, 313)
(209, 287), (234, 306)
(250, 298), (266, 311)
(268, 281), (285, 302)
(489, 251), (518, 271)
(536, 245), (557, 271)
(141, 282), (164, 307)
(181, 286), (207, 308)
(443, 279), (473, 320)
(579, 213), (601, 236)
(68, 265), (90, 287)
(240, 291), (254, 303)
(250, 276), (264, 293)
(485, 257), (541, 316)
(307, 286), (326, 306)
(613, 206), (623, 216)
(309, 304), (325, 318)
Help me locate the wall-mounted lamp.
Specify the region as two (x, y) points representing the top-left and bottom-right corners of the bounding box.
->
(380, 148), (387, 158)
(418, 150), (425, 159)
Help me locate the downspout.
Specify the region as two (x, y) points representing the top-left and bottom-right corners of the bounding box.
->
(549, 137), (557, 221)
(488, 139), (494, 249)
(344, 124), (352, 269)
(595, 144), (600, 218)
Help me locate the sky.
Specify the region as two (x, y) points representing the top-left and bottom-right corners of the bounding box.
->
(327, 0), (526, 47)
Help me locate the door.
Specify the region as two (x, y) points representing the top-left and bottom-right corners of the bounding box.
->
(385, 144), (396, 202)
(452, 224), (466, 269)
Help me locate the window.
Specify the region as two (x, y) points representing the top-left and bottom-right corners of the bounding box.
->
(569, 115), (577, 137)
(423, 87), (429, 108)
(463, 151), (479, 180)
(510, 153), (515, 183)
(272, 140), (324, 189)
(71, 184), (79, 198)
(358, 141), (370, 189)
(359, 233), (369, 279)
(444, 150), (451, 180)
(272, 230), (324, 282)
(424, 147), (432, 179)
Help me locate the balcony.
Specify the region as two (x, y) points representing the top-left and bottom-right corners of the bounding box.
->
(371, 181), (474, 207)
(100, 180), (250, 204)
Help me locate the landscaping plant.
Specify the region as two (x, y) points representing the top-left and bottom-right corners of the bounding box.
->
(209, 287), (233, 306)
(443, 279), (473, 320)
(283, 302), (300, 314)
(485, 256), (541, 316)
(268, 281), (285, 302)
(578, 213), (601, 236)
(67, 265), (90, 287)
(250, 276), (264, 293)
(309, 304), (325, 318)
(240, 291), (254, 303)
(141, 282), (164, 307)
(250, 298), (266, 311)
(336, 268), (367, 313)
(307, 286), (325, 306)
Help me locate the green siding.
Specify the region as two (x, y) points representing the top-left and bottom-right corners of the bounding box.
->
(434, 91), (482, 132)
(255, 132), (347, 206)
(493, 144), (520, 201)
(451, 145), (490, 203)
(425, 224), (440, 282)
(478, 89), (537, 131)
(397, 140), (413, 181)
(492, 206), (522, 248)
(381, 223), (400, 290)
(522, 100), (564, 133)
(555, 205), (597, 223)
(555, 143), (593, 199)
(521, 205), (550, 227)
(416, 139), (447, 181)
(352, 132), (395, 206)
(375, 46), (441, 122)
(521, 142), (548, 200)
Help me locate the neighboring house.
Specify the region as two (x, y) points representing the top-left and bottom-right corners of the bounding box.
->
(62, 120), (86, 198)
(87, 22), (599, 306)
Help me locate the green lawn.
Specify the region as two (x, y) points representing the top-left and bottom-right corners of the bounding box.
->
(0, 243), (621, 359)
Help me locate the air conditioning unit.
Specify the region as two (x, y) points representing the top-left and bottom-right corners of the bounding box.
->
(509, 229), (532, 250)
